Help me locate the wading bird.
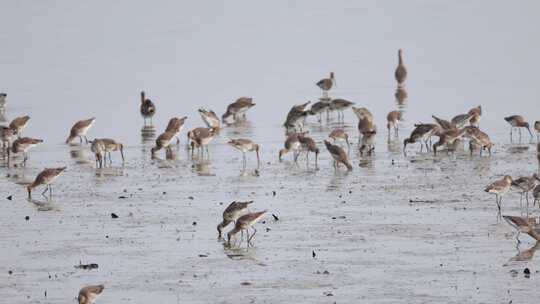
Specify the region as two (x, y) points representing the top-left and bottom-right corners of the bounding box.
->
(27, 167), (66, 199)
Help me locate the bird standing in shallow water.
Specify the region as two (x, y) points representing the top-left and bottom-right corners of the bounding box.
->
(165, 116), (188, 144)
(512, 174), (540, 216)
(151, 131), (176, 158)
(403, 123), (439, 155)
(534, 120), (540, 141)
(394, 49), (407, 87)
(66, 118), (95, 144)
(78, 284), (104, 304)
(324, 140), (352, 171)
(468, 105), (482, 127)
(9, 137), (43, 166)
(187, 127), (217, 158)
(505, 115), (532, 142)
(464, 126), (493, 156)
(222, 97), (255, 124)
(90, 139), (106, 168)
(328, 129), (350, 150)
(227, 138), (260, 169)
(316, 72), (335, 98)
(0, 126), (16, 155)
(227, 210), (266, 248)
(199, 109), (221, 130)
(484, 175), (513, 220)
(386, 110), (401, 136)
(298, 134), (319, 168)
(329, 99), (354, 122)
(279, 133), (302, 163)
(9, 115), (30, 137)
(140, 91), (156, 126)
(217, 201), (253, 238)
(27, 167), (66, 199)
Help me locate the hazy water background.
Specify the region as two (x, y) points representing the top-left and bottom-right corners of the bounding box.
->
(1, 1), (540, 303)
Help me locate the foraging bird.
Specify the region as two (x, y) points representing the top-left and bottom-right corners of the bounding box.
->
(484, 175), (513, 219)
(187, 127), (217, 157)
(328, 129), (350, 149)
(316, 72), (335, 98)
(284, 101), (310, 132)
(10, 137), (43, 165)
(504, 115), (532, 142)
(298, 134), (319, 168)
(468, 105), (482, 127)
(222, 97), (255, 123)
(90, 139), (106, 168)
(0, 125), (16, 153)
(78, 284), (104, 304)
(503, 216), (540, 242)
(66, 118), (95, 144)
(386, 110), (401, 136)
(512, 174), (540, 214)
(279, 133), (302, 163)
(165, 116), (188, 144)
(352, 106), (374, 122)
(433, 128), (466, 155)
(198, 109), (220, 130)
(99, 138), (124, 165)
(217, 201), (253, 238)
(27, 167), (66, 199)
(151, 131), (176, 158)
(308, 100), (330, 123)
(464, 126), (493, 156)
(432, 115), (455, 131)
(403, 123), (440, 155)
(394, 49), (407, 87)
(324, 140), (352, 171)
(357, 116), (377, 144)
(227, 138), (260, 169)
(227, 210), (267, 248)
(451, 113), (472, 128)
(140, 91), (156, 126)
(9, 115), (30, 137)
(329, 99), (354, 122)
(360, 130), (376, 156)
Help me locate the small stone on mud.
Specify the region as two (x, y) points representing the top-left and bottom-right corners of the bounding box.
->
(241, 282), (251, 286)
(312, 250), (316, 258)
(8, 270), (12, 275)
(7, 195), (13, 200)
(198, 254), (208, 258)
(323, 270), (330, 274)
(188, 196), (194, 200)
(111, 213), (119, 219)
(192, 221), (197, 226)
(162, 191), (166, 195)
(524, 268), (530, 278)
(118, 195), (127, 199)
(272, 214), (279, 221)
(266, 227), (271, 232)
(25, 216), (30, 221)
(272, 191), (276, 196)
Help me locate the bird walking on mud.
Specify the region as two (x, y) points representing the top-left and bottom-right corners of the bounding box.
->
(324, 140), (352, 171)
(505, 115), (532, 142)
(27, 167), (66, 199)
(227, 138), (260, 169)
(66, 118), (95, 144)
(217, 201), (253, 238)
(227, 210), (267, 248)
(484, 175), (513, 220)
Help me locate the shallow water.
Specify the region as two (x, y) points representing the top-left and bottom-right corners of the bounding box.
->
(1, 1), (540, 303)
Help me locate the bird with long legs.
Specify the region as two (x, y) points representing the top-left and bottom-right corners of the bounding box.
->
(9, 137), (43, 166)
(308, 100), (330, 123)
(505, 115), (532, 142)
(451, 113), (472, 128)
(199, 109), (220, 130)
(284, 101), (310, 132)
(9, 115), (30, 137)
(227, 210), (267, 248)
(484, 175), (513, 220)
(329, 98), (354, 122)
(360, 130), (376, 156)
(78, 284), (104, 304)
(503, 215), (540, 244)
(151, 131), (176, 159)
(100, 138), (125, 166)
(316, 72), (335, 98)
(403, 123), (440, 156)
(187, 127), (217, 158)
(222, 97), (255, 124)
(386, 110), (401, 137)
(324, 140), (352, 171)
(140, 91), (156, 126)
(468, 105), (482, 127)
(533, 184), (540, 208)
(66, 118), (95, 144)
(90, 139), (106, 168)
(464, 126), (493, 156)
(433, 128), (466, 155)
(432, 115), (455, 131)
(227, 138), (260, 170)
(394, 49), (407, 87)
(165, 116), (188, 144)
(27, 167), (66, 199)
(279, 133), (302, 163)
(0, 126), (16, 156)
(298, 134), (319, 169)
(217, 201), (253, 238)
(328, 129), (350, 150)
(512, 174), (540, 216)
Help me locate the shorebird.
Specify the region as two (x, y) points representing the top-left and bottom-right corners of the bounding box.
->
(505, 115), (532, 142)
(140, 91), (156, 126)
(329, 99), (354, 122)
(9, 137), (43, 165)
(403, 123), (439, 155)
(328, 129), (350, 150)
(503, 216), (540, 242)
(484, 175), (513, 219)
(316, 72), (335, 98)
(279, 133), (302, 163)
(464, 126), (493, 156)
(308, 100), (330, 123)
(352, 106), (374, 122)
(187, 127), (217, 157)
(0, 93), (6, 108)
(227, 210), (266, 248)
(66, 118), (95, 144)
(165, 116), (188, 144)
(90, 139), (106, 168)
(298, 134), (319, 168)
(284, 101), (310, 132)
(198, 109), (220, 130)
(386, 110), (401, 136)
(227, 138), (260, 169)
(27, 167), (66, 199)
(468, 105), (482, 127)
(9, 115), (30, 137)
(394, 49), (407, 87)
(100, 138), (124, 165)
(512, 174), (540, 215)
(0, 125), (16, 154)
(222, 97), (255, 123)
(534, 120), (540, 141)
(360, 130), (376, 156)
(432, 115), (455, 131)
(324, 140), (352, 171)
(433, 128), (466, 155)
(78, 284), (104, 304)
(451, 113), (472, 128)
(151, 130), (176, 158)
(357, 116), (377, 144)
(395, 87), (408, 103)
(217, 201), (253, 238)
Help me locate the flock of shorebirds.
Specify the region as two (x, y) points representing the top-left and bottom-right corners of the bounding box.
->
(2, 50), (540, 303)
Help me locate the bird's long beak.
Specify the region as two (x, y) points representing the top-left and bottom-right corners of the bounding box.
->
(120, 145), (125, 162)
